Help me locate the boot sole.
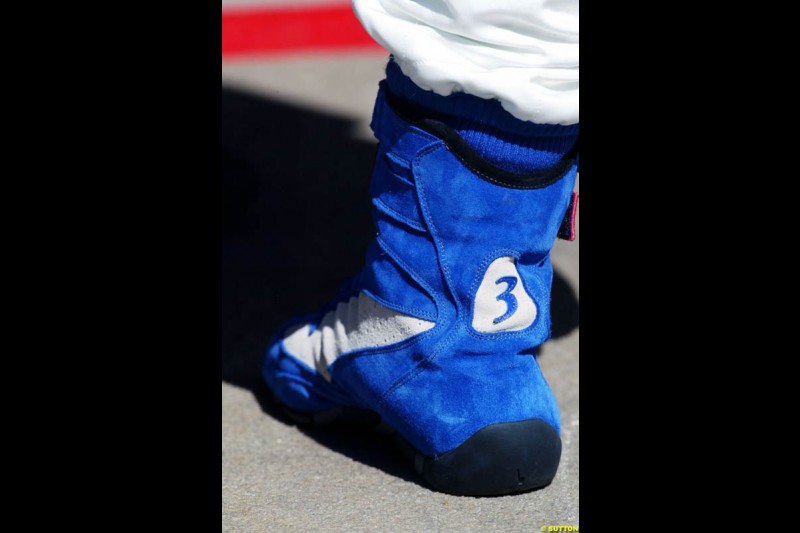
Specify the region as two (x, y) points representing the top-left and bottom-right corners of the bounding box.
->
(270, 389), (562, 496)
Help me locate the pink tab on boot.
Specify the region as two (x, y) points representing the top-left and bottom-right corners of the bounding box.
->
(557, 192), (579, 241)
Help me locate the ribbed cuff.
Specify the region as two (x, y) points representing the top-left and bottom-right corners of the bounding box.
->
(384, 59), (579, 139)
(384, 59), (578, 173)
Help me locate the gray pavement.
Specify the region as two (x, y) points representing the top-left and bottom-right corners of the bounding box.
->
(222, 54), (579, 532)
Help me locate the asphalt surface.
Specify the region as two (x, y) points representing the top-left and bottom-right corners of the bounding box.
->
(222, 54), (579, 532)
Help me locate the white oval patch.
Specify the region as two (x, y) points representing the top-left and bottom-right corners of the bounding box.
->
(471, 256), (537, 333)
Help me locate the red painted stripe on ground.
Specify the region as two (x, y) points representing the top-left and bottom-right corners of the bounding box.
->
(222, 4), (386, 57)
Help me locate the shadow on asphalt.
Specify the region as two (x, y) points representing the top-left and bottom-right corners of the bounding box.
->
(221, 85), (579, 488)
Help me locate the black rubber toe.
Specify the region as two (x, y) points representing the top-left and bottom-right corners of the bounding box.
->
(402, 419), (562, 497)
(268, 384), (561, 497)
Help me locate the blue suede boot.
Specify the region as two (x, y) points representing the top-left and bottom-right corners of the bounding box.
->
(262, 70), (578, 496)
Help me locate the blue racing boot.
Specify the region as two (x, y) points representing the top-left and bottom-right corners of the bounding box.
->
(262, 68), (578, 496)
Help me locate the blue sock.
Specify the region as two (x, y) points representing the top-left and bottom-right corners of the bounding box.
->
(384, 59), (578, 174)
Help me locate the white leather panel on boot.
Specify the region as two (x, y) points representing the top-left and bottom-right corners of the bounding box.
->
(282, 292), (436, 382)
